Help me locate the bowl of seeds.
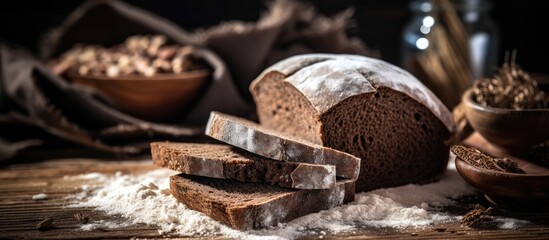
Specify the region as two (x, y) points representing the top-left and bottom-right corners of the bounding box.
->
(54, 35), (211, 122)
(452, 145), (549, 211)
(462, 60), (549, 155)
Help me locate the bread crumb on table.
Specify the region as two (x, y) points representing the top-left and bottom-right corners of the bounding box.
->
(32, 193), (48, 200)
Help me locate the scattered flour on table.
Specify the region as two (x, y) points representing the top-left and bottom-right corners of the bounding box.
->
(493, 218), (530, 229)
(64, 160), (528, 239)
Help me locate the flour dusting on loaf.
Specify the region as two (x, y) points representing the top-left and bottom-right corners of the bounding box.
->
(254, 54), (454, 131)
(291, 164), (335, 189)
(251, 54), (455, 191)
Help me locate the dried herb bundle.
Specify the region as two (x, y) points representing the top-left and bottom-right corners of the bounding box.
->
(472, 53), (548, 109)
(451, 145), (526, 174)
(461, 204), (493, 228)
(51, 35), (206, 77)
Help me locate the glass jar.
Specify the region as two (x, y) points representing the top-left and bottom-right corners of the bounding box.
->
(401, 0), (499, 109)
(401, 0), (499, 107)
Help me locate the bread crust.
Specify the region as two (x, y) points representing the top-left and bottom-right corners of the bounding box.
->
(170, 174), (355, 229)
(251, 54), (455, 132)
(151, 142), (337, 189)
(205, 112), (361, 180)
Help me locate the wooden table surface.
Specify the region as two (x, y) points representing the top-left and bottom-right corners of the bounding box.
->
(1, 134), (548, 239)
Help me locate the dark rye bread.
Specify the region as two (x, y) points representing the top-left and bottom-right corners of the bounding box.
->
(205, 111), (361, 180)
(250, 54), (456, 192)
(170, 174), (355, 230)
(151, 142), (336, 189)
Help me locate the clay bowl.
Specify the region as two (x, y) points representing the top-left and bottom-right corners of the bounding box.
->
(462, 89), (549, 154)
(67, 69), (210, 122)
(455, 156), (549, 211)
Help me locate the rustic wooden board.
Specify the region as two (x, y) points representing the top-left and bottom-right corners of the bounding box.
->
(1, 140), (548, 239)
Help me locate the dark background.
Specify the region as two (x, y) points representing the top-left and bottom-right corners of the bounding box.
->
(1, 0), (548, 74)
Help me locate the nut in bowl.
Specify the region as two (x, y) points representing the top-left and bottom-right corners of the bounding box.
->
(462, 61), (549, 155)
(54, 34), (211, 122)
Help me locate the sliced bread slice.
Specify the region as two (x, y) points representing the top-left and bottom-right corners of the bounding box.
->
(170, 174), (355, 230)
(151, 142), (336, 189)
(205, 111), (361, 180)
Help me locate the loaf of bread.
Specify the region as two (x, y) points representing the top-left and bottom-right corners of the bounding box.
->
(206, 111), (361, 180)
(151, 142), (337, 189)
(250, 54), (455, 191)
(170, 174), (355, 229)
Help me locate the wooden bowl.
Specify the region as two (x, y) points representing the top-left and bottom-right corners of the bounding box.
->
(455, 156), (549, 211)
(67, 69), (210, 122)
(462, 89), (549, 154)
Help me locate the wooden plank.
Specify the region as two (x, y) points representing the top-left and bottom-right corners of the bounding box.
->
(1, 157), (548, 239)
